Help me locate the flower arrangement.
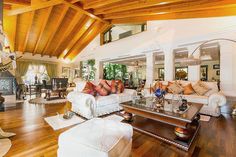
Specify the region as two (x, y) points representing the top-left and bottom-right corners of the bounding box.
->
(154, 88), (166, 98)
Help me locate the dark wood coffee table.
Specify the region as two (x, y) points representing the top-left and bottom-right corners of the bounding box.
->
(121, 98), (203, 151)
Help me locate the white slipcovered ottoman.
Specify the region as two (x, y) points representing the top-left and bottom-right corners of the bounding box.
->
(58, 118), (133, 157)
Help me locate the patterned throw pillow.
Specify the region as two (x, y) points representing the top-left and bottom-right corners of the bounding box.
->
(183, 83), (195, 95)
(192, 81), (210, 96)
(111, 80), (124, 94)
(95, 80), (112, 96)
(167, 82), (184, 94)
(82, 82), (97, 96)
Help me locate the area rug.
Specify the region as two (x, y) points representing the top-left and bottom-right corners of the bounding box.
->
(103, 114), (124, 122)
(44, 114), (85, 130)
(29, 97), (67, 105)
(200, 115), (211, 122)
(0, 138), (12, 157)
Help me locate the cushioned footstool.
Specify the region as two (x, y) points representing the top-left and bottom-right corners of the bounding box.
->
(58, 118), (133, 157)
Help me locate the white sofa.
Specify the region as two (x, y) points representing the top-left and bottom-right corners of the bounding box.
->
(58, 118), (133, 157)
(142, 81), (226, 117)
(67, 88), (137, 119)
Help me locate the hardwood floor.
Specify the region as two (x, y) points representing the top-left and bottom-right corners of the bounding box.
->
(0, 101), (235, 157)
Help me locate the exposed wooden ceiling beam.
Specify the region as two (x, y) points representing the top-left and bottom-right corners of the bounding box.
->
(94, 0), (185, 15)
(22, 11), (35, 53)
(105, 0), (236, 20)
(63, 1), (109, 24)
(33, 6), (53, 55)
(3, 4), (12, 10)
(51, 12), (83, 57)
(67, 24), (112, 60)
(4, 0), (31, 6)
(84, 0), (123, 9)
(6, 0), (64, 16)
(42, 5), (69, 56)
(112, 5), (236, 24)
(59, 16), (92, 58)
(63, 20), (100, 59)
(70, 0), (81, 3)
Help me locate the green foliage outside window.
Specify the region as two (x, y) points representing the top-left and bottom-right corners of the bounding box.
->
(103, 63), (128, 81)
(81, 59), (96, 81)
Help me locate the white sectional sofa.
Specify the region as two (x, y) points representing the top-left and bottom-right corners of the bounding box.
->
(67, 88), (137, 119)
(142, 81), (226, 117)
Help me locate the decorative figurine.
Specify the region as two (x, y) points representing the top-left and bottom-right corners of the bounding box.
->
(154, 88), (166, 106)
(179, 98), (188, 111)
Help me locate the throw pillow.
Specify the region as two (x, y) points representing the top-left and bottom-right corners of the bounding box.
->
(95, 80), (112, 96)
(152, 81), (161, 92)
(111, 80), (124, 94)
(192, 81), (210, 96)
(82, 82), (97, 96)
(183, 83), (195, 95)
(167, 82), (184, 94)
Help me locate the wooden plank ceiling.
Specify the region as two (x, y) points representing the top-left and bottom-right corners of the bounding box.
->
(3, 0), (236, 60)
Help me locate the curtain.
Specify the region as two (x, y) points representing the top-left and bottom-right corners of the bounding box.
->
(15, 61), (30, 84)
(45, 63), (58, 79)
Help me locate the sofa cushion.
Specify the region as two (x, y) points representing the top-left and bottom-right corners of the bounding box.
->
(183, 83), (195, 95)
(165, 93), (208, 104)
(82, 82), (97, 96)
(152, 81), (161, 92)
(192, 81), (210, 96)
(95, 80), (112, 96)
(111, 80), (124, 94)
(96, 94), (118, 107)
(168, 82), (183, 94)
(203, 82), (219, 96)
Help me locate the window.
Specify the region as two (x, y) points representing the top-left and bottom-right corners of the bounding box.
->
(103, 63), (128, 81)
(81, 59), (96, 81)
(101, 23), (147, 45)
(23, 64), (49, 85)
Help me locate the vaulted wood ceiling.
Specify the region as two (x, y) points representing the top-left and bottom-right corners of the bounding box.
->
(3, 0), (236, 60)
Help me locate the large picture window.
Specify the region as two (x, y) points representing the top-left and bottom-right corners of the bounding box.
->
(23, 64), (49, 85)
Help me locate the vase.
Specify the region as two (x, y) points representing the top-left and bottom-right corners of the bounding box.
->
(123, 112), (133, 122)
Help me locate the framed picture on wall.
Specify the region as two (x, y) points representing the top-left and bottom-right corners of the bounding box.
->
(175, 67), (188, 80)
(200, 65), (208, 81)
(62, 67), (70, 78)
(216, 70), (220, 75)
(213, 64), (220, 69)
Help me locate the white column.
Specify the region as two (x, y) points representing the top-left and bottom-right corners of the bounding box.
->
(164, 47), (174, 81)
(187, 46), (200, 81)
(145, 52), (155, 87)
(220, 41), (236, 91)
(94, 60), (103, 84)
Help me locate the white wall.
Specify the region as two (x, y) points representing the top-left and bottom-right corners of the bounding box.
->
(74, 16), (236, 91)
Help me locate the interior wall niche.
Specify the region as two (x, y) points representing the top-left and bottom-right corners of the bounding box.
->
(200, 42), (220, 81)
(155, 52), (165, 81)
(174, 48), (189, 80)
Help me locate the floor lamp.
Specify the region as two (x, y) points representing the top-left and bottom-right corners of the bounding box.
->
(180, 38), (236, 115)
